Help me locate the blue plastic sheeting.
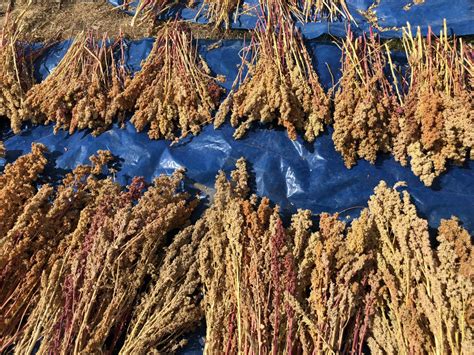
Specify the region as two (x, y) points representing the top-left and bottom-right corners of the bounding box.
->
(107, 0), (474, 37)
(1, 37), (473, 235)
(2, 121), (474, 234)
(0, 29), (473, 355)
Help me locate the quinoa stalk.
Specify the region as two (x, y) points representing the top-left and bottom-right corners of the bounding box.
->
(215, 0), (330, 141)
(24, 32), (129, 136)
(115, 20), (224, 140)
(392, 21), (474, 186)
(333, 27), (402, 168)
(288, 0), (354, 23)
(197, 0), (241, 29)
(0, 6), (37, 133)
(13, 169), (198, 353)
(1, 154), (472, 353)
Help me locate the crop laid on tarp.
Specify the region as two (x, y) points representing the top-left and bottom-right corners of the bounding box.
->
(0, 148), (472, 353)
(0, 1), (473, 353)
(116, 20), (225, 140)
(25, 32), (128, 136)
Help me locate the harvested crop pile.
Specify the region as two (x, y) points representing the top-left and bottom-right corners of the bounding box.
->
(0, 10), (36, 133)
(200, 0), (240, 29)
(24, 32), (128, 136)
(115, 20), (224, 140)
(362, 183), (474, 354)
(1, 152), (472, 353)
(197, 158), (374, 353)
(333, 29), (401, 167)
(215, 3), (330, 141)
(15, 173), (197, 353)
(197, 160), (473, 353)
(0, 147), (118, 351)
(288, 0), (353, 22)
(130, 0), (190, 26)
(120, 222), (204, 353)
(392, 22), (474, 186)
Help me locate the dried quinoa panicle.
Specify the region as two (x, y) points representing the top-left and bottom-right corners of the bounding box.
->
(0, 141), (5, 157)
(115, 20), (224, 140)
(0, 150), (115, 351)
(24, 32), (129, 136)
(351, 181), (473, 354)
(215, 3), (330, 141)
(290, 212), (377, 354)
(121, 222), (205, 353)
(0, 9), (37, 133)
(15, 169), (198, 354)
(198, 159), (374, 353)
(288, 0), (353, 23)
(198, 158), (288, 353)
(393, 21), (474, 186)
(333, 28), (402, 168)
(200, 0), (240, 29)
(0, 143), (48, 236)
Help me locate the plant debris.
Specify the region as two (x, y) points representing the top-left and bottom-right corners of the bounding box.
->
(115, 20), (224, 140)
(333, 28), (401, 167)
(24, 31), (128, 136)
(215, 3), (330, 141)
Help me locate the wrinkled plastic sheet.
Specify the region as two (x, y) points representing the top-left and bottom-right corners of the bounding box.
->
(107, 0), (474, 37)
(2, 38), (473, 235)
(1, 31), (474, 355)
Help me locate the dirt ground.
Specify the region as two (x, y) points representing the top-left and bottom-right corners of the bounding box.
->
(0, 0), (247, 41)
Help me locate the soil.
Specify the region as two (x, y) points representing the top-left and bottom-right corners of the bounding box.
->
(0, 0), (248, 41)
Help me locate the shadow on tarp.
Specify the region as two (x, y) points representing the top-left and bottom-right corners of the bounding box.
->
(107, 0), (474, 38)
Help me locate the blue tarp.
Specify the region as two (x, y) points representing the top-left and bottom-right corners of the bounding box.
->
(107, 0), (474, 38)
(1, 17), (473, 355)
(1, 38), (473, 235)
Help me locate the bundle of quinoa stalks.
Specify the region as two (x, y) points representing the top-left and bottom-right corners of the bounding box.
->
(115, 20), (224, 140)
(0, 145), (200, 353)
(24, 32), (128, 136)
(333, 28), (401, 168)
(288, 0), (353, 22)
(215, 0), (330, 141)
(0, 9), (37, 133)
(1, 150), (472, 353)
(392, 22), (474, 186)
(199, 0), (240, 29)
